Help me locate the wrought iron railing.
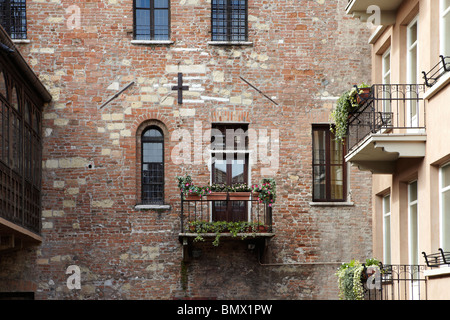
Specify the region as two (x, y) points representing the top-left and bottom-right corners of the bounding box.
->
(179, 193), (273, 235)
(364, 264), (427, 300)
(423, 55), (450, 87)
(347, 84), (426, 151)
(422, 248), (450, 268)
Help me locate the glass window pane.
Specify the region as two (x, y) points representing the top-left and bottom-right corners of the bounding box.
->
(330, 166), (344, 200)
(154, 0), (168, 8)
(442, 164), (450, 188)
(442, 189), (450, 251)
(410, 203), (418, 264)
(143, 128), (162, 138)
(313, 166), (326, 200)
(136, 0), (150, 8)
(154, 9), (169, 39)
(143, 142), (163, 163)
(330, 139), (343, 165)
(384, 215), (391, 264)
(444, 0), (450, 11)
(445, 14), (450, 57)
(213, 159), (227, 184)
(231, 159), (245, 184)
(383, 195), (391, 214)
(383, 195), (391, 264)
(409, 181), (418, 202)
(313, 130), (326, 165)
(409, 21), (417, 45)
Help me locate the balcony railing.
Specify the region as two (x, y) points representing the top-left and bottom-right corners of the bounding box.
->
(347, 84), (426, 151)
(364, 264), (427, 300)
(422, 249), (450, 268)
(179, 192), (273, 236)
(423, 55), (450, 88)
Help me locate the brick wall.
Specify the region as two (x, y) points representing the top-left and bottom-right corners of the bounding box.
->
(0, 0), (373, 299)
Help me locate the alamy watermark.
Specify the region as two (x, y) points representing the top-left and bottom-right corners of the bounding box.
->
(170, 121), (279, 176)
(66, 265), (81, 290)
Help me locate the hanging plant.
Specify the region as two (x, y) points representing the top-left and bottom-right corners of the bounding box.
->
(335, 258), (381, 300)
(330, 84), (371, 143)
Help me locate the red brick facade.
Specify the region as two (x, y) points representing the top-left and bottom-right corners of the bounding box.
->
(0, 0), (373, 299)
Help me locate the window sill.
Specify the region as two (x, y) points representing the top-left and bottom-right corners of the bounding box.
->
(424, 266), (450, 278)
(207, 41), (253, 46)
(131, 40), (174, 45)
(12, 39), (30, 44)
(134, 204), (171, 210)
(309, 201), (354, 207)
(423, 71), (450, 101)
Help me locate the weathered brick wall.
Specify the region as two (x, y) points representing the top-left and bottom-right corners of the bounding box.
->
(0, 0), (373, 299)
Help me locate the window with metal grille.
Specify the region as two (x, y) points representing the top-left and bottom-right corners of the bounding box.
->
(141, 126), (164, 204)
(0, 0), (27, 40)
(134, 0), (170, 41)
(211, 0), (247, 42)
(312, 125), (347, 202)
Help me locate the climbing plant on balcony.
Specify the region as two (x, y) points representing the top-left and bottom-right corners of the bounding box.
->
(187, 220), (270, 246)
(330, 84), (370, 143)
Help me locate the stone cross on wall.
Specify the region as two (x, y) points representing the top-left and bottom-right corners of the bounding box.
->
(172, 72), (189, 104)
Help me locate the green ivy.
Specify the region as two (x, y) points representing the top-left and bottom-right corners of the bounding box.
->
(335, 258), (381, 300)
(330, 84), (371, 143)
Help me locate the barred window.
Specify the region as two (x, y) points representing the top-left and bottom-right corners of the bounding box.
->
(211, 0), (248, 42)
(0, 0), (27, 40)
(141, 126), (164, 204)
(134, 0), (170, 41)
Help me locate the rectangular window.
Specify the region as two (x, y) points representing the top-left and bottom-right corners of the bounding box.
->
(312, 125), (346, 202)
(134, 0), (170, 41)
(0, 0), (27, 40)
(408, 180), (419, 265)
(383, 194), (391, 265)
(141, 127), (164, 204)
(211, 124), (249, 222)
(211, 0), (248, 42)
(440, 163), (450, 251)
(407, 17), (419, 127)
(382, 48), (391, 114)
(441, 0), (450, 57)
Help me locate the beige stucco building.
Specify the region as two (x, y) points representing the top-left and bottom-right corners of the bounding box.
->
(346, 0), (450, 300)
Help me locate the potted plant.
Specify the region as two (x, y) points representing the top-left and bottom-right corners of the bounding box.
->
(205, 183), (228, 200)
(176, 174), (201, 200)
(252, 178), (276, 207)
(228, 183), (253, 200)
(355, 83), (371, 104)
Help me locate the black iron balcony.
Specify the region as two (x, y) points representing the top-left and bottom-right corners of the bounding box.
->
(347, 84), (426, 151)
(178, 192), (274, 260)
(364, 264), (427, 300)
(179, 192), (273, 235)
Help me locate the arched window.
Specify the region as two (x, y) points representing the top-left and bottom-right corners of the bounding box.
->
(141, 126), (164, 204)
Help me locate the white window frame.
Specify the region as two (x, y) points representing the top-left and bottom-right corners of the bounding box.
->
(439, 162), (450, 251)
(441, 0), (450, 57)
(383, 194), (391, 265)
(406, 16), (419, 128)
(382, 48), (391, 114)
(408, 180), (419, 266)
